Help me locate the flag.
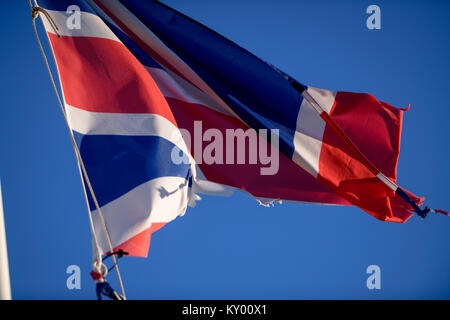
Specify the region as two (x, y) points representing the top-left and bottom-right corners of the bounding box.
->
(35, 0), (445, 258)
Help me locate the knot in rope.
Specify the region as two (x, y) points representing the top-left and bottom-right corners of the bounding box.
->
(31, 6), (60, 37)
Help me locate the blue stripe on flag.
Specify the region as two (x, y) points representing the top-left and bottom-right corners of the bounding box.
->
(119, 0), (304, 158)
(73, 132), (192, 208)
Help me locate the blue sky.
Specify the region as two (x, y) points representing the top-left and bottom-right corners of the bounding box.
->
(0, 0), (449, 299)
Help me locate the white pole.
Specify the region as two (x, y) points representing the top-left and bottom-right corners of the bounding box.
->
(0, 180), (12, 300)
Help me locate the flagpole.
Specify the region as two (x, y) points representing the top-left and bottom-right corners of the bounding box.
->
(0, 180), (12, 300)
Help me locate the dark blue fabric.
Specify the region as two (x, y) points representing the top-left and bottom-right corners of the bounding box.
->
(73, 131), (191, 209)
(119, 0), (305, 158)
(36, 0), (95, 13)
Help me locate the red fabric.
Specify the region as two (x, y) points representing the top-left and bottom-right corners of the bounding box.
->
(318, 92), (420, 222)
(48, 33), (178, 126)
(435, 209), (450, 216)
(168, 97), (349, 205)
(90, 270), (104, 281)
(93, 0), (200, 92)
(111, 222), (166, 258)
(49, 31), (421, 222)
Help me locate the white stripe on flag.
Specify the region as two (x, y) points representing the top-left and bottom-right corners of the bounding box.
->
(64, 104), (192, 157)
(42, 9), (121, 42)
(145, 67), (233, 117)
(292, 87), (336, 177)
(91, 176), (190, 255)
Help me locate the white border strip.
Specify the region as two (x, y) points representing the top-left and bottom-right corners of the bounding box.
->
(42, 8), (121, 42)
(292, 87), (336, 177)
(65, 104), (191, 157)
(146, 67), (233, 117)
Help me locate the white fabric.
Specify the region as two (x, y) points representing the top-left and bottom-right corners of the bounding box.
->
(42, 9), (121, 42)
(65, 104), (191, 157)
(91, 176), (190, 255)
(292, 87), (336, 177)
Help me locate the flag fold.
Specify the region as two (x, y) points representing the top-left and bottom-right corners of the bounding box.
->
(35, 0), (443, 257)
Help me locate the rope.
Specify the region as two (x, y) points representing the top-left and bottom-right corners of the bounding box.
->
(28, 2), (127, 299)
(31, 6), (60, 36)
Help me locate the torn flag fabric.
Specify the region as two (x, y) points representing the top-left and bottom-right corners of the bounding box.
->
(35, 0), (446, 257)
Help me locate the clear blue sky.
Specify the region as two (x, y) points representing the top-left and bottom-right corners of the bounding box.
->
(0, 0), (449, 299)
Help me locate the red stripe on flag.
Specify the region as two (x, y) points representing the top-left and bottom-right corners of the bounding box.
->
(318, 91), (418, 222)
(167, 97), (349, 205)
(48, 33), (178, 126)
(93, 0), (202, 93)
(113, 222), (166, 258)
(435, 209), (450, 216)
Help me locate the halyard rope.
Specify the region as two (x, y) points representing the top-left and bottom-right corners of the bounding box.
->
(28, 0), (126, 299)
